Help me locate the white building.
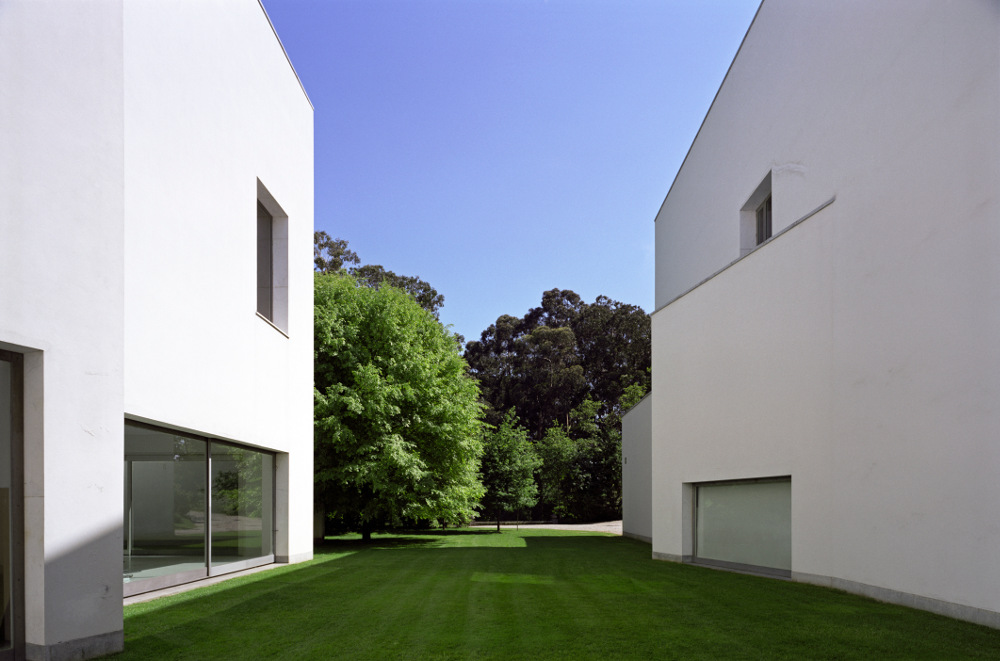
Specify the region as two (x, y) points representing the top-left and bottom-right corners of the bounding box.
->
(621, 395), (652, 544)
(645, 0), (1000, 627)
(0, 1), (314, 658)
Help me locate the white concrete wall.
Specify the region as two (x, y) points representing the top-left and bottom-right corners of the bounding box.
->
(122, 0), (314, 564)
(622, 395), (652, 543)
(1, 1), (314, 657)
(652, 0), (1000, 625)
(0, 1), (127, 655)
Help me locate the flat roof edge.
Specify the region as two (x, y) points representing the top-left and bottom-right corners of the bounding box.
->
(652, 1), (763, 224)
(257, 0), (314, 111)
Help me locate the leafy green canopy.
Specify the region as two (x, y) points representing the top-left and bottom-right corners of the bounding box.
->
(479, 411), (541, 530)
(464, 288), (650, 440)
(537, 384), (647, 521)
(314, 273), (483, 535)
(314, 232), (444, 317)
(465, 288), (650, 521)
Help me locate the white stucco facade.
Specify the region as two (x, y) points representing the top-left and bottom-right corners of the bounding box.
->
(621, 395), (652, 544)
(649, 0), (1000, 627)
(0, 1), (314, 658)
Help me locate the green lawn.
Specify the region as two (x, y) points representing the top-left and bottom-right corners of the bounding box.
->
(112, 529), (1000, 660)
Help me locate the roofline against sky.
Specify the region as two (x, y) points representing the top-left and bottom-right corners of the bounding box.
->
(256, 0), (314, 111)
(652, 0), (763, 224)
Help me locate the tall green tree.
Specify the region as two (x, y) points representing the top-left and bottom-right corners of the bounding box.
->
(573, 296), (651, 416)
(479, 411), (541, 532)
(515, 326), (587, 437)
(536, 384), (647, 521)
(350, 263), (444, 318)
(313, 233), (444, 317)
(314, 231), (360, 273)
(465, 290), (650, 520)
(465, 288), (650, 439)
(314, 273), (483, 539)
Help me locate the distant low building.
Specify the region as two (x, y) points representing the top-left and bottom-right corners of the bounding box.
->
(641, 0), (1000, 627)
(1, 1), (314, 658)
(622, 395), (651, 543)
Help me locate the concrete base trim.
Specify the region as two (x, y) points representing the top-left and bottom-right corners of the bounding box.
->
(276, 551), (313, 564)
(652, 551), (1000, 629)
(124, 562), (283, 605)
(651, 551), (688, 563)
(623, 532), (652, 544)
(26, 630), (124, 661)
(792, 571), (1000, 629)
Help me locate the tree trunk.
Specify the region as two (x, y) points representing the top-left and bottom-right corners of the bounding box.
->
(361, 520), (373, 542)
(495, 510), (501, 533)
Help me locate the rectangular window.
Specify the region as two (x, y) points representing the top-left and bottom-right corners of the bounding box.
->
(211, 445), (274, 566)
(739, 171), (773, 257)
(123, 427), (207, 586)
(256, 201), (274, 320)
(756, 195), (772, 245)
(694, 477), (791, 576)
(0, 351), (24, 656)
(123, 421), (275, 596)
(256, 180), (289, 333)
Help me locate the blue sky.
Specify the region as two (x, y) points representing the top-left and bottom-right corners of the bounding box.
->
(262, 0), (760, 343)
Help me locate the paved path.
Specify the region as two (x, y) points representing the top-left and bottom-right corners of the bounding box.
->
(475, 520), (623, 535)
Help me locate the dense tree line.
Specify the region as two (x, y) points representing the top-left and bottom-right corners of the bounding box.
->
(312, 233), (651, 533)
(465, 289), (650, 522)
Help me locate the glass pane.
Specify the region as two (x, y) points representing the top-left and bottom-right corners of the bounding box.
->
(210, 444), (273, 566)
(0, 361), (12, 650)
(257, 202), (273, 319)
(124, 425), (207, 583)
(696, 479), (791, 571)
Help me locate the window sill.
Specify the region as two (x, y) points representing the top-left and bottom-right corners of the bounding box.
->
(256, 312), (289, 338)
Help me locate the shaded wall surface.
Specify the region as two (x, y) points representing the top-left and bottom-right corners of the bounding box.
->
(651, 0), (1000, 627)
(622, 396), (652, 543)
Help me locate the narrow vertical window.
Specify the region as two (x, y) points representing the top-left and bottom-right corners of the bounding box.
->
(740, 171), (772, 256)
(256, 180), (289, 333)
(756, 195), (772, 245)
(257, 201), (274, 320)
(0, 351), (24, 656)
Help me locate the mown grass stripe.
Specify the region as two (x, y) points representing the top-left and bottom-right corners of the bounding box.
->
(112, 530), (1000, 660)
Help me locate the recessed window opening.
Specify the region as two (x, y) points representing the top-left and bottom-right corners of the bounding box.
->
(693, 476), (791, 577)
(739, 171), (773, 257)
(756, 195), (772, 245)
(256, 179), (289, 333)
(256, 202), (273, 320)
(123, 421), (275, 597)
(0, 351), (24, 657)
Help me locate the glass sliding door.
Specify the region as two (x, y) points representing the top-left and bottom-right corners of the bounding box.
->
(124, 421), (275, 595)
(694, 477), (791, 576)
(123, 425), (207, 587)
(210, 445), (273, 569)
(0, 351), (24, 661)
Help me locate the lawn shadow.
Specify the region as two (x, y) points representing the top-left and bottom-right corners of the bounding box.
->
(113, 529), (1000, 661)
